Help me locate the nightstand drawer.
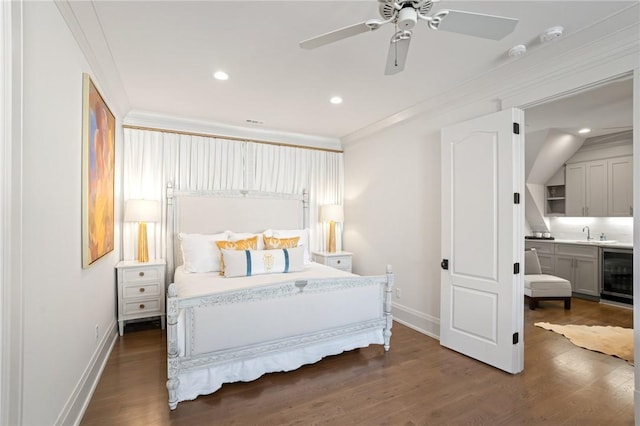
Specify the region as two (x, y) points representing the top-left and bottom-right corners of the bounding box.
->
(123, 267), (161, 283)
(123, 282), (161, 299)
(326, 256), (351, 270)
(123, 298), (161, 315)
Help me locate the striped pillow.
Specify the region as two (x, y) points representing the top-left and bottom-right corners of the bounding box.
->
(220, 246), (305, 278)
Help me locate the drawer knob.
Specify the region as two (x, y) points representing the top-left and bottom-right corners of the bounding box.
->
(139, 271), (145, 277)
(139, 287), (145, 293)
(337, 260), (341, 264)
(139, 304), (145, 309)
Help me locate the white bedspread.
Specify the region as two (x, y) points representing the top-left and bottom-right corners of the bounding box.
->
(173, 262), (356, 299)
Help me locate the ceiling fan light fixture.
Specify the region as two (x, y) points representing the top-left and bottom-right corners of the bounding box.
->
(397, 6), (418, 29)
(540, 26), (564, 43)
(330, 96), (343, 105)
(213, 71), (229, 81)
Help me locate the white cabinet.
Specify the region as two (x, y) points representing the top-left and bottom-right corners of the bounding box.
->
(566, 160), (607, 217)
(585, 160), (608, 216)
(524, 241), (555, 274)
(565, 163), (586, 216)
(565, 157), (632, 217)
(554, 244), (599, 297)
(312, 251), (353, 272)
(116, 259), (166, 336)
(607, 156), (633, 217)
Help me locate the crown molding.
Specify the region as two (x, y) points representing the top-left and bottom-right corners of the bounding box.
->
(582, 130), (633, 149)
(54, 0), (129, 117)
(124, 110), (342, 152)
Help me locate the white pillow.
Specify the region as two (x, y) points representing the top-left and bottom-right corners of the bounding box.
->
(220, 246), (305, 278)
(263, 228), (310, 264)
(227, 231), (265, 250)
(178, 232), (229, 273)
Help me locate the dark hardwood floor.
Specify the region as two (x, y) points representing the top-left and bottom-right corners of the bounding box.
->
(81, 298), (634, 425)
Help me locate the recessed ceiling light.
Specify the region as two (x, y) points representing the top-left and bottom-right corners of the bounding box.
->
(213, 71), (229, 81)
(578, 128), (591, 134)
(329, 96), (343, 105)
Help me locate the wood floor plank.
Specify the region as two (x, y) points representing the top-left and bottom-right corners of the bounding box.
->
(81, 298), (634, 425)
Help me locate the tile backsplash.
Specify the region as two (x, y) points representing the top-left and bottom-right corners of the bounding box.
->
(549, 217), (633, 243)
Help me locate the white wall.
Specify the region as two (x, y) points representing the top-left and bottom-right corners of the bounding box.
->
(343, 119), (441, 336)
(19, 2), (120, 424)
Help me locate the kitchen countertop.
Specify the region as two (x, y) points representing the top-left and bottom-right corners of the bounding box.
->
(525, 238), (633, 249)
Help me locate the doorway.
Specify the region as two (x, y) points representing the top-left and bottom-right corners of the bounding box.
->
(520, 73), (636, 415)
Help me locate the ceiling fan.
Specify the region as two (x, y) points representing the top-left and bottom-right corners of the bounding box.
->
(300, 0), (519, 75)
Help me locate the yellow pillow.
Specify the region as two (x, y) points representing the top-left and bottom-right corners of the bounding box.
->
(216, 236), (258, 275)
(263, 235), (300, 250)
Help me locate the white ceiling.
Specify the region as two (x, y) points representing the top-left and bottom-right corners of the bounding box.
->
(64, 1), (637, 140)
(525, 77), (633, 138)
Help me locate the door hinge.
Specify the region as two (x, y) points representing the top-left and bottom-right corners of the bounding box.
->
(440, 259), (449, 270)
(514, 262), (520, 274)
(513, 332), (519, 344)
(514, 193), (520, 204)
(513, 122), (520, 134)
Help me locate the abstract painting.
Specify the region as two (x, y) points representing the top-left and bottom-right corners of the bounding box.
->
(82, 73), (115, 268)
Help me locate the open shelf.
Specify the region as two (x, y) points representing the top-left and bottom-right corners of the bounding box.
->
(545, 185), (565, 216)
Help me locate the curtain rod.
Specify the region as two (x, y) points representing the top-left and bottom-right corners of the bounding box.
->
(122, 124), (344, 154)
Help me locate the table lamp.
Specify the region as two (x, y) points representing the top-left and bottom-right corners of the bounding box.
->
(320, 204), (344, 253)
(124, 199), (160, 262)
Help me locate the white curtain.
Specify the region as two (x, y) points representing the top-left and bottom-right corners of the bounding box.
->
(122, 128), (343, 261)
(249, 143), (343, 252)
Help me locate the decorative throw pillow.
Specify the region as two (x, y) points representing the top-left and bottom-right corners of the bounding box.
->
(178, 232), (229, 273)
(227, 231), (265, 250)
(263, 235), (300, 250)
(263, 229), (310, 264)
(216, 236), (259, 275)
(220, 246), (305, 278)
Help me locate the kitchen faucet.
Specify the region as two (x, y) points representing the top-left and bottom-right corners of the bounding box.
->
(582, 226), (592, 241)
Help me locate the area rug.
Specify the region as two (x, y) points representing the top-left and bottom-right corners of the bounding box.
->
(534, 322), (634, 365)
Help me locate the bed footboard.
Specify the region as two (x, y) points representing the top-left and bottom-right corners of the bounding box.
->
(166, 265), (393, 410)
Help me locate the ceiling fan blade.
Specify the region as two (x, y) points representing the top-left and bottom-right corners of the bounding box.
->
(300, 21), (374, 49)
(385, 31), (412, 75)
(435, 9), (519, 40)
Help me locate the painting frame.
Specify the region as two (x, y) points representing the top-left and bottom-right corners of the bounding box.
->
(82, 73), (116, 268)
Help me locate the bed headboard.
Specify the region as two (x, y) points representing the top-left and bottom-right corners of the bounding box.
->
(166, 183), (309, 277)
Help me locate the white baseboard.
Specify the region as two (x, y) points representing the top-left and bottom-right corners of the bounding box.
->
(56, 320), (118, 426)
(392, 302), (440, 340)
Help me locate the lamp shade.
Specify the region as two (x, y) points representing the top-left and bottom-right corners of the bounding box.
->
(320, 204), (344, 223)
(124, 199), (160, 223)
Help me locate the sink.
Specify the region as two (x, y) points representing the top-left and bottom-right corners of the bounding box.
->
(568, 240), (617, 244)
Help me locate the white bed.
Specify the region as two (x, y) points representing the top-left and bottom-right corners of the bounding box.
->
(165, 185), (394, 409)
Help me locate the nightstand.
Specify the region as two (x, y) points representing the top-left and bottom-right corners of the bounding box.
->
(312, 251), (353, 273)
(116, 259), (166, 336)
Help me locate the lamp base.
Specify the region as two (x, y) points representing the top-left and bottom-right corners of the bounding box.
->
(328, 220), (336, 253)
(137, 222), (149, 262)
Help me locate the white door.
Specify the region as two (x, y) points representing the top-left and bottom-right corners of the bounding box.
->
(440, 108), (524, 374)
